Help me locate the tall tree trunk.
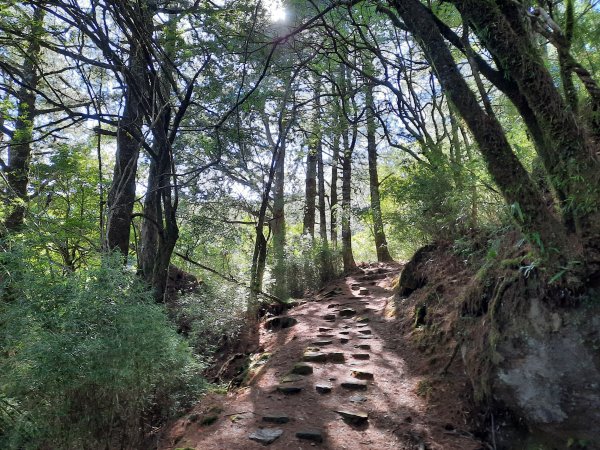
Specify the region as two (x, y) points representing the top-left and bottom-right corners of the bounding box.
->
(329, 73), (340, 249)
(317, 124), (334, 282)
(365, 71), (393, 262)
(105, 6), (148, 256)
(2, 6), (44, 233)
(390, 0), (570, 264)
(272, 136), (287, 299)
(303, 139), (317, 238)
(340, 66), (357, 272)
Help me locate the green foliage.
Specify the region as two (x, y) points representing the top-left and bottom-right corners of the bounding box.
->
(0, 251), (203, 449)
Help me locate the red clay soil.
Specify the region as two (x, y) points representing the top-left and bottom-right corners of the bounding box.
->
(157, 263), (486, 450)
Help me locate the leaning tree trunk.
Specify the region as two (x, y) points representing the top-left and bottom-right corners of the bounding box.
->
(2, 6), (44, 234)
(390, 0), (571, 266)
(365, 70), (393, 262)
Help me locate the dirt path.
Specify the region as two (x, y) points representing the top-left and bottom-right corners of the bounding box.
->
(159, 263), (485, 450)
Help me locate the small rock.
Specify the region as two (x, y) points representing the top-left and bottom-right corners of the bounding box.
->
(263, 414), (290, 424)
(316, 333), (335, 338)
(335, 409), (369, 425)
(319, 327), (333, 332)
(327, 303), (339, 309)
(349, 395), (367, 403)
(323, 313), (336, 321)
(354, 344), (371, 350)
(359, 288), (369, 296)
(296, 430), (324, 443)
(340, 338), (349, 344)
(303, 351), (328, 363)
(351, 284), (360, 290)
(280, 374), (304, 383)
(339, 308), (357, 318)
(358, 336), (372, 340)
(328, 352), (345, 363)
(312, 340), (333, 346)
(356, 316), (370, 323)
(249, 428), (283, 445)
(341, 379), (368, 390)
(291, 362), (313, 375)
(358, 329), (372, 335)
(339, 331), (350, 335)
(265, 316), (298, 330)
(352, 369), (374, 380)
(277, 385), (302, 394)
(315, 383), (332, 394)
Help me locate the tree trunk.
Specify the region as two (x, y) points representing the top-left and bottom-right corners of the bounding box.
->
(3, 6), (44, 233)
(317, 126), (334, 281)
(105, 7), (148, 256)
(303, 139), (317, 238)
(365, 72), (393, 262)
(390, 0), (570, 264)
(272, 136), (287, 299)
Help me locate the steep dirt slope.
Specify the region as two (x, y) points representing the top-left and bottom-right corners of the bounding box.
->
(157, 263), (485, 450)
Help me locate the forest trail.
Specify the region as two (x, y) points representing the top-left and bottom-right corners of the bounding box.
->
(159, 263), (485, 450)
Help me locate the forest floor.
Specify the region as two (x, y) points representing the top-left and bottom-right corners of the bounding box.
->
(158, 263), (486, 450)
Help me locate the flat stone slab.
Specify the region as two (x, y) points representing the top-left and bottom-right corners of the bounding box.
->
(291, 362), (313, 375)
(339, 308), (356, 318)
(312, 340), (333, 346)
(349, 394), (368, 403)
(277, 385), (302, 394)
(358, 288), (370, 296)
(351, 284), (360, 290)
(249, 428), (284, 445)
(303, 351), (328, 363)
(328, 352), (345, 363)
(335, 409), (369, 425)
(327, 303), (340, 309)
(352, 353), (370, 360)
(352, 369), (374, 380)
(340, 338), (349, 344)
(315, 383), (333, 394)
(264, 316), (298, 330)
(296, 429), (324, 443)
(280, 374), (304, 383)
(354, 344), (371, 350)
(319, 327), (333, 332)
(358, 329), (372, 335)
(323, 313), (336, 321)
(262, 414), (290, 424)
(316, 333), (335, 338)
(356, 316), (370, 323)
(339, 330), (350, 335)
(341, 379), (368, 390)
(358, 336), (372, 340)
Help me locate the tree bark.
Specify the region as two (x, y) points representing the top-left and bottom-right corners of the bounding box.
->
(272, 134), (287, 299)
(105, 4), (148, 256)
(365, 70), (393, 262)
(303, 137), (317, 238)
(2, 6), (44, 233)
(390, 0), (570, 263)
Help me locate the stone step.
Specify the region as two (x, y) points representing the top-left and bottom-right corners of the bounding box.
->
(280, 374), (304, 383)
(339, 308), (357, 318)
(340, 379), (368, 390)
(351, 369), (374, 380)
(302, 351), (328, 363)
(339, 331), (350, 335)
(315, 383), (333, 394)
(358, 336), (372, 340)
(290, 362), (313, 375)
(318, 327), (333, 332)
(316, 333), (335, 338)
(358, 288), (370, 296)
(262, 414), (290, 424)
(352, 353), (370, 360)
(358, 329), (372, 335)
(249, 428), (283, 445)
(323, 313), (336, 321)
(328, 352), (345, 363)
(356, 316), (370, 323)
(340, 337), (350, 344)
(335, 409), (369, 425)
(296, 429), (324, 443)
(354, 344), (371, 350)
(277, 385), (302, 394)
(312, 340), (333, 346)
(349, 394), (368, 403)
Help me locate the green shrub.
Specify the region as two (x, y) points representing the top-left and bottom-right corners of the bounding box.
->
(0, 252), (204, 449)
